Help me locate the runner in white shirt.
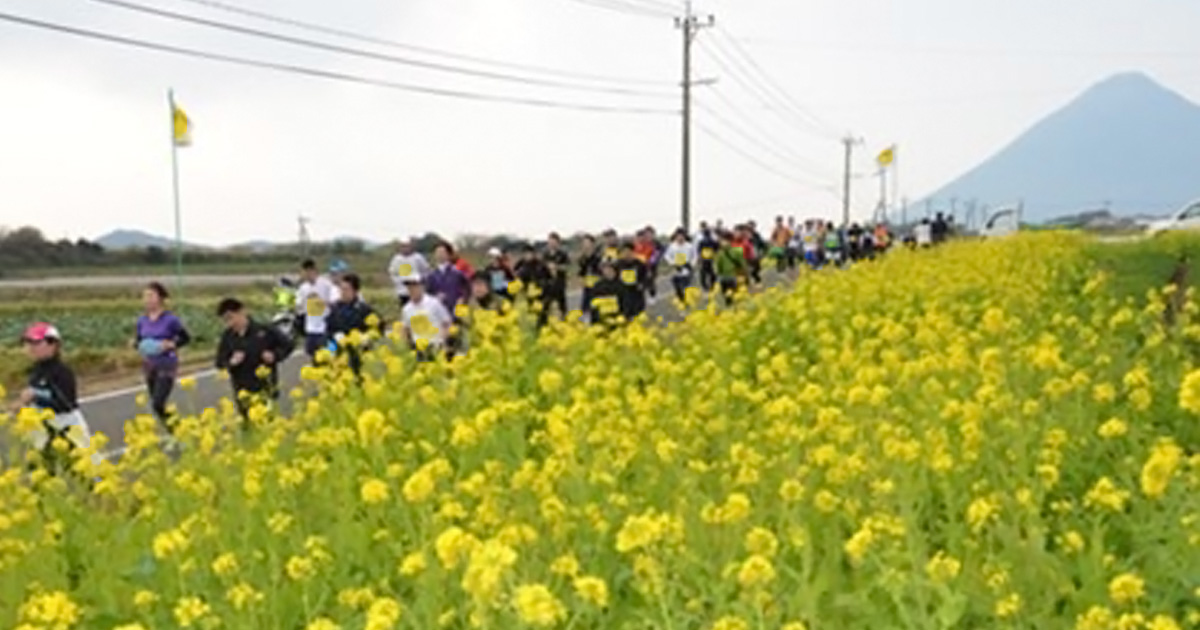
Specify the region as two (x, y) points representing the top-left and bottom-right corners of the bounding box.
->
(802, 221), (821, 269)
(914, 220), (934, 248)
(387, 239), (431, 308)
(400, 278), (454, 362)
(663, 230), (697, 302)
(296, 259), (341, 359)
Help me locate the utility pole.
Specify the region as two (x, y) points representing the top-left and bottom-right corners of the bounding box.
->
(676, 0), (713, 233)
(841, 136), (860, 228)
(298, 214), (311, 256)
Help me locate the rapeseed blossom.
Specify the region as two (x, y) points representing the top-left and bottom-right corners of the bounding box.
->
(2, 233), (1198, 628)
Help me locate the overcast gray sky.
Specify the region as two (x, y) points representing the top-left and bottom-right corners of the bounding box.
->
(1, 0), (1197, 245)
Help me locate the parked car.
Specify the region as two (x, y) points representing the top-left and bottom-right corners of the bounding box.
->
(1146, 199), (1200, 236)
(982, 206), (1021, 239)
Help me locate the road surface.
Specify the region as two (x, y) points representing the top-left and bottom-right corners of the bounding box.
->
(79, 275), (742, 460)
(0, 273), (279, 290)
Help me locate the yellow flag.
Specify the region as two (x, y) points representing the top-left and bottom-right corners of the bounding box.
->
(877, 145), (895, 167)
(172, 103), (192, 147)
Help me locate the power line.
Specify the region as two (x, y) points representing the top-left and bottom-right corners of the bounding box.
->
(712, 27), (840, 136)
(564, 0), (676, 19)
(694, 99), (832, 183)
(696, 38), (830, 143)
(170, 0), (668, 86)
(695, 120), (835, 190)
(701, 87), (837, 177)
(0, 11), (679, 115)
(88, 0), (675, 99)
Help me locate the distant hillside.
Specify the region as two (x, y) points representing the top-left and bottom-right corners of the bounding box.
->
(95, 230), (384, 252)
(96, 229), (205, 251)
(923, 72), (1200, 223)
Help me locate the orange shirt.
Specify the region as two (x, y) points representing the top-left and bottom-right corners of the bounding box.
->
(634, 240), (656, 263)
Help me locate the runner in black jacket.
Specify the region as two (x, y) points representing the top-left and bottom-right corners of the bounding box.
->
(327, 273), (384, 378)
(577, 235), (603, 317)
(215, 298), (295, 414)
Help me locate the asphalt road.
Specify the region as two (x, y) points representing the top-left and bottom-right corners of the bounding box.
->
(79, 276), (734, 460)
(0, 273), (279, 290)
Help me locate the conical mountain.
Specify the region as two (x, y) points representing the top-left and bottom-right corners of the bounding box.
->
(923, 72), (1200, 222)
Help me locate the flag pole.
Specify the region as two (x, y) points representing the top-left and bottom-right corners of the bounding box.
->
(168, 88), (184, 294)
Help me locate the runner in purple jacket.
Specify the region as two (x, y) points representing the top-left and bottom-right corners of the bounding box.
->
(135, 282), (191, 430)
(425, 242), (471, 315)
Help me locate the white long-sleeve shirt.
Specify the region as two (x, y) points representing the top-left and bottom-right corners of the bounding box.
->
(388, 252), (431, 296)
(663, 242), (697, 277)
(296, 275), (341, 335)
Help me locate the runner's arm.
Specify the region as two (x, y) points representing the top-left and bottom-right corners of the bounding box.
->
(268, 324), (296, 362)
(215, 331), (233, 370)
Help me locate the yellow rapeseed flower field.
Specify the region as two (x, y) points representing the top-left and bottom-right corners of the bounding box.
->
(2, 232), (1200, 629)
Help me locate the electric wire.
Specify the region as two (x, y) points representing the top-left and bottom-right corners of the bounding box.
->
(0, 11), (680, 115)
(88, 0), (676, 98)
(169, 0), (669, 86)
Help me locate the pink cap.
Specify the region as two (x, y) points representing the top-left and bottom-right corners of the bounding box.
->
(23, 322), (61, 343)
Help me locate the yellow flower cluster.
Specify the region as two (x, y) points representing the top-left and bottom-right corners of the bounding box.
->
(1, 232), (1198, 629)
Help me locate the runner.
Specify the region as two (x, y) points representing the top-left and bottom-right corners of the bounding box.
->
(696, 222), (719, 292)
(587, 260), (622, 330)
(576, 235), (603, 317)
(786, 216), (802, 270)
(448, 244), (477, 281)
(401, 277), (455, 362)
(715, 231), (748, 306)
(824, 222), (844, 266)
(514, 244), (551, 314)
(615, 241), (649, 321)
(387, 239), (430, 309)
(427, 242), (472, 315)
(732, 226), (758, 286)
(633, 229), (658, 301)
(601, 229), (620, 262)
(542, 232), (571, 322)
(663, 229), (697, 303)
(214, 298), (295, 420)
(135, 281), (191, 430)
(771, 216), (791, 272)
(12, 322), (102, 478)
(482, 247), (516, 302)
(803, 220), (821, 269)
(469, 274), (499, 312)
(328, 273), (383, 378)
(296, 258), (340, 362)
(747, 221), (767, 284)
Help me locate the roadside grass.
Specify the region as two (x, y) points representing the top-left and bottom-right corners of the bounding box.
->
(1082, 232), (1200, 302)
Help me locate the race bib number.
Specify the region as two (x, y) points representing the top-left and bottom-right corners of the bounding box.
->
(398, 263), (414, 277)
(593, 296), (618, 315)
(674, 253), (688, 266)
(701, 248), (714, 260)
(605, 248), (619, 260)
(305, 296), (326, 317)
(584, 275), (598, 288)
(621, 269), (638, 285)
(410, 314), (436, 337)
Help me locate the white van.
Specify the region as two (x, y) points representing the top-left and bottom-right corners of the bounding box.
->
(981, 207), (1021, 239)
(1146, 199), (1200, 236)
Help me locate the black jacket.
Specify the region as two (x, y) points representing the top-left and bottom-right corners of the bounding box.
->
(28, 357), (78, 414)
(328, 299), (384, 339)
(614, 258), (649, 319)
(515, 258), (551, 292)
(577, 251), (602, 284)
(589, 277), (623, 326)
(543, 249), (570, 292)
(216, 319), (295, 393)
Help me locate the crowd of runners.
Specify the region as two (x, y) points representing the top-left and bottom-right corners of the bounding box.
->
(7, 213), (964, 476)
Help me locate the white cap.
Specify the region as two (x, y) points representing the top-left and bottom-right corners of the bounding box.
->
(488, 247), (502, 257)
